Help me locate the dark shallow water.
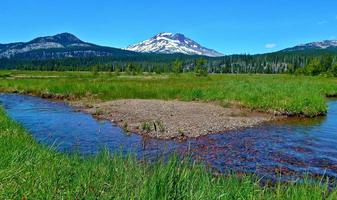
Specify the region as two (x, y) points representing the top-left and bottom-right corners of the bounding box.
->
(1, 93), (337, 181)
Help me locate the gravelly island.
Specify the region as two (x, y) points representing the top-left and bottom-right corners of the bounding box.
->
(81, 99), (275, 139)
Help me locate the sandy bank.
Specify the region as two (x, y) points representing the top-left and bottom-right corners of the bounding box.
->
(81, 99), (275, 139)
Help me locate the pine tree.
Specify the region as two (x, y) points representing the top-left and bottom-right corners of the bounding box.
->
(91, 65), (98, 76)
(172, 59), (183, 74)
(115, 64), (121, 76)
(195, 58), (208, 76)
(331, 63), (337, 77)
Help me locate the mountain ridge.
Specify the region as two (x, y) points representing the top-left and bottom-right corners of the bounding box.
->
(1, 33), (337, 60)
(0, 33), (139, 59)
(281, 40), (337, 52)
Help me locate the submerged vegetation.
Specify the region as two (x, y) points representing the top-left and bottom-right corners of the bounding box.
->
(0, 108), (337, 199)
(0, 71), (337, 116)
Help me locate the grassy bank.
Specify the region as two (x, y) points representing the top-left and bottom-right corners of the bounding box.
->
(1, 71), (337, 116)
(0, 108), (336, 199)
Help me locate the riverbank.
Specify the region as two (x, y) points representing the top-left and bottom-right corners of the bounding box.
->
(81, 99), (274, 139)
(1, 71), (337, 117)
(0, 108), (336, 199)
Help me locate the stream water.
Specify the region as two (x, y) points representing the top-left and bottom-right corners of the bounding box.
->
(1, 93), (337, 181)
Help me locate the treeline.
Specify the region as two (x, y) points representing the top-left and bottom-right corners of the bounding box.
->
(0, 52), (336, 76)
(292, 55), (337, 76)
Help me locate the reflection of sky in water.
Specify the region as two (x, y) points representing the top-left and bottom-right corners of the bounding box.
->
(1, 93), (337, 181)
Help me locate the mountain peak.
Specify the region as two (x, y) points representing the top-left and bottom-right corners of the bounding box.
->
(172, 33), (186, 39)
(155, 32), (174, 37)
(54, 32), (82, 42)
(127, 32), (224, 57)
(28, 32), (84, 46)
(282, 39), (337, 52)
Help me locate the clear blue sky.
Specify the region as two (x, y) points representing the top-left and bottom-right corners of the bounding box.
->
(1, 0), (337, 54)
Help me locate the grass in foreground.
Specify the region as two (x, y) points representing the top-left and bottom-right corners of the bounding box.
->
(0, 108), (336, 199)
(1, 71), (337, 117)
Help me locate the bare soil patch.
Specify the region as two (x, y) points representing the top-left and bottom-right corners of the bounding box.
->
(82, 99), (275, 139)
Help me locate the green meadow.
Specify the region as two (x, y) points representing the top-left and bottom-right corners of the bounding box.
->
(1, 71), (337, 198)
(1, 71), (337, 116)
(0, 108), (336, 199)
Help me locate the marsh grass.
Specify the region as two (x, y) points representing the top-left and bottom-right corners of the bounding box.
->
(0, 108), (337, 199)
(155, 120), (166, 132)
(141, 121), (152, 132)
(1, 71), (337, 116)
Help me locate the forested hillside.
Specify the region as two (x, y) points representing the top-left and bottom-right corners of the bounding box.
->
(1, 51), (336, 76)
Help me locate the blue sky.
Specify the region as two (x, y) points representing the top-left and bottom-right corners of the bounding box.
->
(1, 0), (337, 54)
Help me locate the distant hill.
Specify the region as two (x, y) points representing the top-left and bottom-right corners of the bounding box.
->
(0, 33), (140, 59)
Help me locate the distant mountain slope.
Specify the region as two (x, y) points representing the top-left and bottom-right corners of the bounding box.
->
(0, 33), (139, 59)
(2, 33), (337, 64)
(281, 40), (337, 52)
(126, 32), (224, 57)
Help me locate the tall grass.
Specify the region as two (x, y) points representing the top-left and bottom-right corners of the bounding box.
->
(1, 71), (337, 116)
(0, 108), (336, 199)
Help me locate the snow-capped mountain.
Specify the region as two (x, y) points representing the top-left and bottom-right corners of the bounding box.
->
(282, 40), (337, 52)
(0, 33), (137, 59)
(126, 32), (224, 57)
